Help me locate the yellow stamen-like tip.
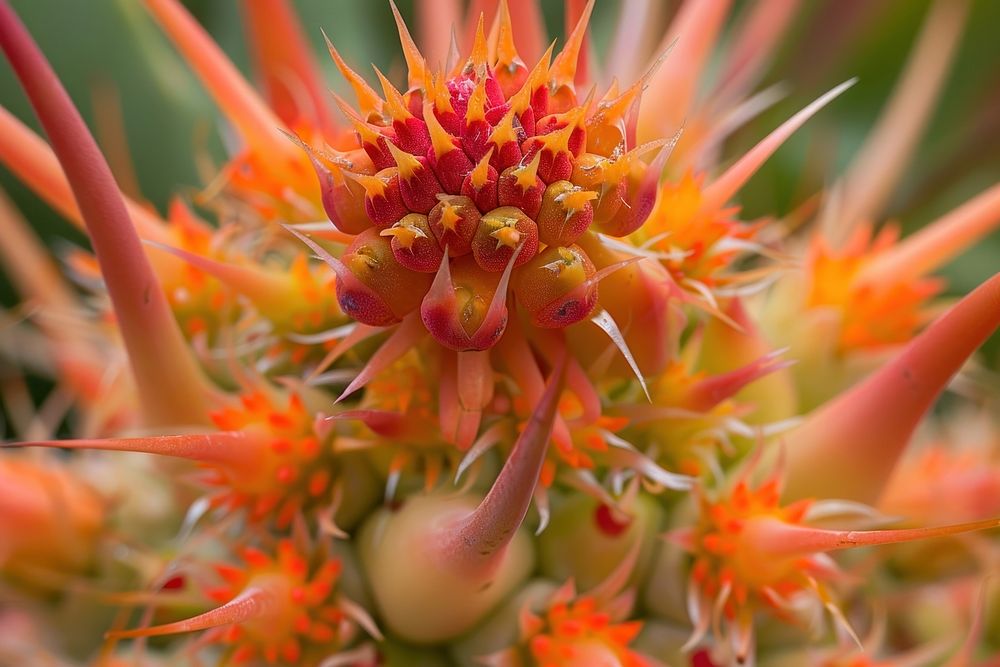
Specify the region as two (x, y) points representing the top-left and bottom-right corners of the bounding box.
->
(514, 151), (542, 191)
(487, 108), (518, 147)
(438, 200), (462, 232)
(555, 188), (598, 213)
(345, 171), (389, 198)
(466, 77), (488, 123)
(471, 147), (495, 189)
(386, 141), (422, 180)
(380, 221), (426, 250)
(491, 224), (522, 249)
(423, 102), (458, 160)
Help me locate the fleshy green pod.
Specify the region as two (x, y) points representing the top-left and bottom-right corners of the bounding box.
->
(513, 245), (598, 328)
(380, 213), (444, 273)
(473, 206), (539, 272)
(537, 180), (597, 246)
(428, 195), (481, 257)
(338, 228), (430, 324)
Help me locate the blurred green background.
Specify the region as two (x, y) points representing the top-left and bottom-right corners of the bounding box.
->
(1, 0), (998, 354)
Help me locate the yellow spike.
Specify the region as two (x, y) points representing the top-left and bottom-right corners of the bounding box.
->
(487, 108), (519, 147)
(509, 42), (555, 113)
(437, 199), (463, 232)
(466, 14), (489, 74)
(495, 0), (522, 70)
(332, 93), (384, 146)
(556, 188), (598, 213)
(429, 71), (455, 114)
(591, 79), (641, 129)
(373, 67), (412, 122)
(388, 0), (428, 91)
(344, 170), (390, 199)
(540, 122), (574, 155)
(514, 151), (542, 191)
(550, 0), (595, 88)
(423, 102), (459, 160)
(323, 30), (384, 117)
(466, 76), (488, 124)
(380, 220), (427, 250)
(470, 147), (495, 189)
(386, 141), (423, 180)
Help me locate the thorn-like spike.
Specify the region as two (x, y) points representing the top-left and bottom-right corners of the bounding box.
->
(699, 79), (856, 214)
(784, 272), (1000, 503)
(323, 30), (384, 117)
(514, 151), (542, 191)
(385, 140), (423, 180)
(467, 13), (488, 73)
(470, 146), (495, 189)
(550, 0), (595, 89)
(444, 353), (567, 568)
(423, 101), (460, 160)
(330, 92), (384, 146)
(336, 314), (426, 402)
(495, 0), (521, 68)
(373, 66), (412, 121)
(388, 0), (428, 91)
(108, 585), (276, 639)
(0, 2), (213, 426)
(509, 43), (554, 113)
(466, 76), (488, 124)
(9, 432), (256, 468)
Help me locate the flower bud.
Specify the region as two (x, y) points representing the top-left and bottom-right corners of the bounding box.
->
(497, 152), (543, 218)
(386, 142), (442, 214)
(537, 180), (597, 246)
(338, 228), (430, 324)
(472, 206), (539, 272)
(428, 195), (481, 257)
(380, 213), (444, 273)
(347, 168), (408, 230)
(460, 147), (499, 212)
(513, 245), (598, 328)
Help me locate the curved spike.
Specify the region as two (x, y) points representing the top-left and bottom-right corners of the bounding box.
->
(742, 516), (1000, 559)
(240, 0), (336, 135)
(784, 272), (1000, 503)
(336, 313), (426, 402)
(108, 585), (276, 639)
(143, 0), (297, 167)
(684, 349), (794, 412)
(0, 1), (213, 426)
(323, 29), (384, 118)
(856, 181), (1000, 286)
(443, 353), (567, 570)
(373, 66), (412, 122)
(389, 0), (427, 91)
(9, 432), (257, 469)
(550, 0), (595, 90)
(699, 78), (856, 214)
(467, 13), (488, 73)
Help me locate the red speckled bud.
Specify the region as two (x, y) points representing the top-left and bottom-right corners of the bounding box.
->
(485, 108), (524, 172)
(597, 144), (670, 237)
(348, 168), (409, 229)
(305, 153), (372, 235)
(381, 213), (444, 273)
(428, 195), (481, 257)
(513, 245), (598, 328)
(338, 228), (430, 324)
(424, 102), (474, 194)
(497, 152), (543, 219)
(387, 143), (442, 214)
(536, 181), (597, 246)
(461, 147), (499, 213)
(472, 206), (538, 272)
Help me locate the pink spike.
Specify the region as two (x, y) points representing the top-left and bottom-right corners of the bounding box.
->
(699, 78), (856, 214)
(12, 432), (257, 469)
(831, 0), (970, 238)
(0, 2), (212, 426)
(742, 515), (1000, 559)
(441, 353), (566, 573)
(324, 410), (410, 438)
(108, 585), (277, 639)
(457, 350), (494, 411)
(0, 108), (170, 242)
(143, 0), (298, 167)
(684, 350), (793, 412)
(638, 0), (732, 136)
(336, 313), (426, 402)
(715, 0), (802, 102)
(146, 241), (294, 315)
(856, 181), (1000, 286)
(240, 0), (337, 137)
(784, 272), (1000, 503)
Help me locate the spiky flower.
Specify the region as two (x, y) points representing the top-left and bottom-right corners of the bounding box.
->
(1, 1), (999, 667)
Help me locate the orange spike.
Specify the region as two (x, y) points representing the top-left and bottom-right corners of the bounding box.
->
(143, 0), (297, 166)
(323, 30), (384, 118)
(494, 0), (521, 68)
(0, 2), (213, 426)
(508, 43), (554, 113)
(467, 13), (488, 74)
(343, 170), (390, 199)
(470, 147), (495, 189)
(466, 76), (488, 124)
(423, 101), (459, 159)
(699, 79), (856, 214)
(330, 93), (384, 146)
(373, 66), (412, 121)
(856, 181), (1000, 286)
(784, 271), (1000, 503)
(12, 432), (258, 469)
(108, 585), (277, 639)
(487, 107), (519, 146)
(550, 0), (595, 89)
(428, 71), (455, 114)
(385, 141), (423, 180)
(389, 0), (427, 90)
(380, 219), (427, 251)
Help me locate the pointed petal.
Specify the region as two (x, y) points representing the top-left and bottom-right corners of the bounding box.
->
(0, 3), (213, 426)
(784, 272), (1000, 503)
(699, 78), (856, 214)
(107, 585), (275, 639)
